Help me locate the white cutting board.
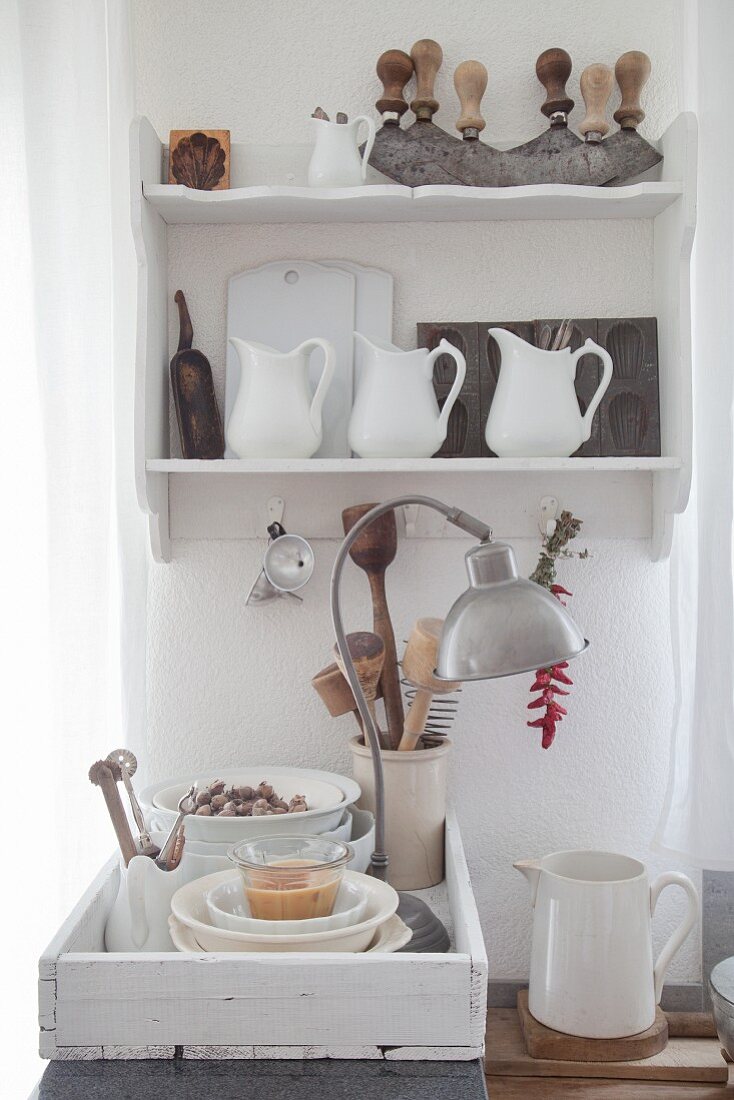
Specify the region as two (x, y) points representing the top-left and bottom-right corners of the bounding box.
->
(319, 261), (393, 391)
(225, 261), (356, 458)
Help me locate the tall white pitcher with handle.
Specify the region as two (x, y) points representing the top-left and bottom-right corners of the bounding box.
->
(486, 328), (613, 457)
(514, 850), (699, 1038)
(348, 333), (466, 458)
(226, 337), (335, 458)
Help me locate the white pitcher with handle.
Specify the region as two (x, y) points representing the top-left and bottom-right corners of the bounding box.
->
(226, 337), (335, 458)
(515, 850), (699, 1038)
(486, 328), (613, 457)
(348, 333), (466, 458)
(307, 116), (376, 187)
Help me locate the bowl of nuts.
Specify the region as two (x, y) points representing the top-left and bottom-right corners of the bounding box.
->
(140, 767), (361, 842)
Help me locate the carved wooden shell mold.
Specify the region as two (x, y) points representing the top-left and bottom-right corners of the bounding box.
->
(168, 129), (231, 191)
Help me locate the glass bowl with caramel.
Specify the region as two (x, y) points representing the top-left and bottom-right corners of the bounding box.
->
(228, 835), (353, 921)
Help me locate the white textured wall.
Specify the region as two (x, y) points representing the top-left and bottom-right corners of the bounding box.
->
(134, 0), (700, 980)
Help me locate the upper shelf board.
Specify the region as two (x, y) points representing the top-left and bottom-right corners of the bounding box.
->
(143, 181), (684, 225)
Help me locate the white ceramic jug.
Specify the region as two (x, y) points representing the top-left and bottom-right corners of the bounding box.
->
(485, 328), (613, 457)
(515, 850), (699, 1038)
(105, 849), (229, 952)
(348, 333), (466, 458)
(226, 336), (335, 458)
(307, 116), (376, 187)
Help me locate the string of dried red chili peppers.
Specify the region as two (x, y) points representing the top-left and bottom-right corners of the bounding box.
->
(527, 512), (586, 749)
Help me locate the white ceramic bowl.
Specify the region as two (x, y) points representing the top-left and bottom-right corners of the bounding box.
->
(169, 912), (412, 954)
(140, 767), (361, 842)
(171, 869), (399, 953)
(150, 805), (376, 873)
(206, 874), (368, 935)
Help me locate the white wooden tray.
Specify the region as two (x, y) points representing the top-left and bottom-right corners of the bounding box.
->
(38, 807), (487, 1061)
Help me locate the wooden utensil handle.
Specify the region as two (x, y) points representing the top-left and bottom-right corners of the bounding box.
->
(376, 50), (414, 116)
(410, 39), (442, 119)
(614, 50), (651, 130)
(579, 63), (613, 138)
(454, 60), (487, 135)
(368, 572), (405, 750)
(536, 47), (574, 119)
(398, 689), (433, 751)
(174, 289), (193, 352)
(91, 763), (138, 866)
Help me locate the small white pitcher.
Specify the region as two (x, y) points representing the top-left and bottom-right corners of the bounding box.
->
(486, 327), (613, 457)
(226, 336), (335, 458)
(348, 333), (466, 458)
(515, 850), (699, 1038)
(105, 850), (229, 952)
(307, 116), (376, 187)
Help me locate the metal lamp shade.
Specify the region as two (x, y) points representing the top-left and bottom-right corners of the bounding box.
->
(435, 541), (588, 681)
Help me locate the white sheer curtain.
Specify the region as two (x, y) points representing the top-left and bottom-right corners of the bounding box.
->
(655, 0), (734, 869)
(0, 1), (143, 1092)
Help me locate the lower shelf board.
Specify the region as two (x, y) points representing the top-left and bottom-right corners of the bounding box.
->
(147, 457), (682, 474)
(484, 1008), (728, 1084)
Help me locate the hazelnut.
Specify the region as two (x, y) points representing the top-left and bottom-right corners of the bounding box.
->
(289, 801), (307, 813)
(272, 806), (287, 815)
(195, 790), (212, 806)
(236, 785), (255, 801)
(195, 805), (212, 816)
(258, 782), (274, 800)
(218, 807), (236, 817)
(223, 801), (238, 814)
(252, 799), (270, 816)
(239, 801), (255, 816)
(272, 799), (289, 811)
(208, 780), (225, 796)
(211, 793), (228, 811)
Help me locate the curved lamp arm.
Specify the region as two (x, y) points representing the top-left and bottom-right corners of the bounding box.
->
(329, 495), (492, 880)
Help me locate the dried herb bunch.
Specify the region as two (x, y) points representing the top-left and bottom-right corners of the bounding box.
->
(527, 511), (588, 748)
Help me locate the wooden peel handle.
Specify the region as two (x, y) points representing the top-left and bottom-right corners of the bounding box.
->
(454, 60), (487, 135)
(410, 39), (443, 119)
(579, 63), (613, 138)
(174, 289), (193, 353)
(614, 50), (651, 130)
(536, 47), (574, 119)
(376, 50), (414, 117)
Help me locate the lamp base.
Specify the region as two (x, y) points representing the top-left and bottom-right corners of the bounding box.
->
(396, 892), (451, 952)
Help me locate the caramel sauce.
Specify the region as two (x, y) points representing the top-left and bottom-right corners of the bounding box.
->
(244, 859), (340, 920)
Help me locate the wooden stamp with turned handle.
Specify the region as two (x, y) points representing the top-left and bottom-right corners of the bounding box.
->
(579, 63), (614, 144)
(398, 618), (461, 751)
(600, 50), (662, 181)
(311, 659), (384, 730)
(342, 504), (404, 750)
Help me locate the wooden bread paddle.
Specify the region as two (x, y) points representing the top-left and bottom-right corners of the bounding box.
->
(342, 504), (404, 749)
(399, 618), (461, 751)
(170, 290), (224, 459)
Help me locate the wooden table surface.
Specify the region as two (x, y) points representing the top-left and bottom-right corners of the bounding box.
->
(485, 1066), (734, 1097)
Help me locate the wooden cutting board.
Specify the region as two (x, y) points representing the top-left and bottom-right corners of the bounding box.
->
(517, 989), (669, 1061)
(485, 1008), (728, 1084)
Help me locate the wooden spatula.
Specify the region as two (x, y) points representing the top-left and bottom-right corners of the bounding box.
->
(332, 631), (387, 749)
(399, 618), (461, 751)
(342, 504), (404, 749)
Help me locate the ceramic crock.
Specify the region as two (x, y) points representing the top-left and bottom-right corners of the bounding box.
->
(514, 849), (699, 1038)
(349, 735), (451, 890)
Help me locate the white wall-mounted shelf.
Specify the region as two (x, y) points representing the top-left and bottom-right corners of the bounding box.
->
(147, 456), (682, 474)
(144, 180), (684, 226)
(131, 114), (697, 562)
